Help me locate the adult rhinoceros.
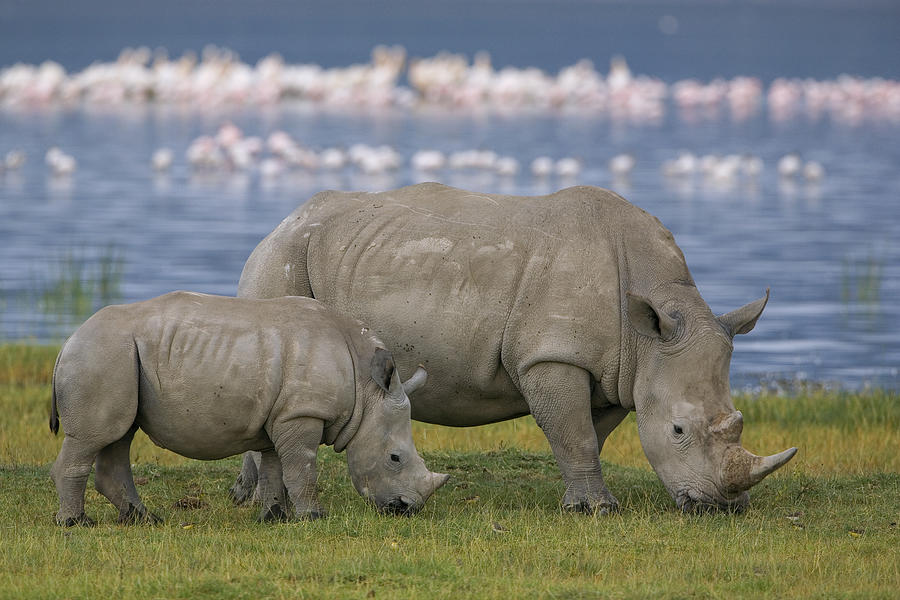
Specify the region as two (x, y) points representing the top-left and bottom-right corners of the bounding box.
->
(231, 183), (796, 514)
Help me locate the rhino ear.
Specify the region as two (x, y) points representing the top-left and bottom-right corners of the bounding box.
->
(718, 289), (769, 337)
(370, 348), (395, 392)
(627, 292), (678, 340)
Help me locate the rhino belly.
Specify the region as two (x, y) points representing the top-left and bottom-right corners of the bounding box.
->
(136, 383), (274, 460)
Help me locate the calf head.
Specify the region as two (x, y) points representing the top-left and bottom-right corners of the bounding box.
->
(627, 287), (796, 512)
(345, 349), (449, 515)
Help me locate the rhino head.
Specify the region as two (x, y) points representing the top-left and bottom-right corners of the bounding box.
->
(626, 286), (797, 512)
(345, 349), (449, 515)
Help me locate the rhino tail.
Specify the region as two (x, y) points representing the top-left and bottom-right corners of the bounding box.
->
(49, 342), (66, 435)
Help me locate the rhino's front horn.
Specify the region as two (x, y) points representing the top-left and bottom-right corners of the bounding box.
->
(748, 447), (798, 485)
(402, 365), (428, 396)
(723, 446), (798, 493)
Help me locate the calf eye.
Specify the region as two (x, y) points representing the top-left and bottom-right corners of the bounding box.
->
(673, 425), (684, 436)
(390, 454), (401, 463)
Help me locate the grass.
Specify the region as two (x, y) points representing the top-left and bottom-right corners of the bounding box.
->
(1, 245), (124, 341)
(1, 344), (898, 599)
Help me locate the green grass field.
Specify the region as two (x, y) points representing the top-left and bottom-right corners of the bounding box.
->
(1, 344), (898, 599)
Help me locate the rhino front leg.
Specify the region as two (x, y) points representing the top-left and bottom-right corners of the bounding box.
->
(94, 425), (161, 524)
(229, 451), (261, 505)
(256, 450), (290, 522)
(270, 418), (326, 520)
(589, 405), (630, 512)
(519, 362), (618, 515)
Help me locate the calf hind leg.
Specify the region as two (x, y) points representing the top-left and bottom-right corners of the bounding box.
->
(229, 451), (260, 505)
(257, 450), (290, 522)
(51, 436), (102, 526)
(94, 425), (161, 524)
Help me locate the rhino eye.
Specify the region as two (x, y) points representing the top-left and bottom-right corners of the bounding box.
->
(390, 453), (401, 463)
(673, 425), (684, 436)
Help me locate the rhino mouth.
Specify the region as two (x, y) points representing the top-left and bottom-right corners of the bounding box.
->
(378, 495), (419, 516)
(675, 488), (749, 514)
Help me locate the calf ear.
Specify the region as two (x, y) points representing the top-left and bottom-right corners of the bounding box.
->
(626, 292), (678, 340)
(370, 348), (395, 392)
(718, 289), (769, 336)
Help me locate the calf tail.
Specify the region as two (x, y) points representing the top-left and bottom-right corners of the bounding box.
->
(49, 344), (64, 435)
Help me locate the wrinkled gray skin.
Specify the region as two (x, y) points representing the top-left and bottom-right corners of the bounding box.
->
(49, 292), (448, 526)
(232, 183), (797, 514)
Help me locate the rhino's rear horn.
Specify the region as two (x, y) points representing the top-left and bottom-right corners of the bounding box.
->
(710, 411), (743, 442)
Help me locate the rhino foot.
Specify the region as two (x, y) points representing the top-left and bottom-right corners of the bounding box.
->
(58, 513), (96, 527)
(258, 503), (291, 523)
(117, 504), (163, 525)
(562, 491), (620, 516)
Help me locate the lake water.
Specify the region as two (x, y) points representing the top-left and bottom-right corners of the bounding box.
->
(1, 0), (898, 390)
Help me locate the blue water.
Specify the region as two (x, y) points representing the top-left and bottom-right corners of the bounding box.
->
(1, 1), (899, 390)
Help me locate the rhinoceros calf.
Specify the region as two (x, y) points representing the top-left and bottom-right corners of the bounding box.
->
(233, 183), (797, 514)
(49, 291), (448, 526)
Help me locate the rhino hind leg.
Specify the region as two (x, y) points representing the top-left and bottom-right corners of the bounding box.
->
(94, 425), (161, 525)
(51, 436), (102, 526)
(234, 229), (315, 507)
(586, 405), (631, 514)
(518, 362), (618, 516)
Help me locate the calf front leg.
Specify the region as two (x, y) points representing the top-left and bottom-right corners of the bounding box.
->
(270, 418), (326, 520)
(518, 362), (618, 515)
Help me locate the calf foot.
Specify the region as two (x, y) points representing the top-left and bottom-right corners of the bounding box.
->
(229, 476), (256, 506)
(117, 503), (163, 525)
(297, 508), (326, 521)
(57, 513), (96, 527)
(258, 503), (290, 523)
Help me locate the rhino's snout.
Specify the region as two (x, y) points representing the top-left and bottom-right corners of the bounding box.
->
(380, 495), (418, 516)
(375, 472), (449, 515)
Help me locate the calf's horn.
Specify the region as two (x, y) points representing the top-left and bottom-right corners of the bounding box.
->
(430, 472), (450, 491)
(402, 365), (428, 395)
(723, 446), (798, 493)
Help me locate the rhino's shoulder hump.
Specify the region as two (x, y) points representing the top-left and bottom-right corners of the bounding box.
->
(551, 185), (632, 209)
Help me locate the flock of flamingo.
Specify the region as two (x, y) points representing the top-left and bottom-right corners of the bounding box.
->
(1, 45), (898, 125)
(3, 45), (888, 183)
(0, 118), (825, 188)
